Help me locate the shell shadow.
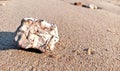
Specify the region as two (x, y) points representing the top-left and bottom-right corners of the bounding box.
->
(0, 32), (17, 50)
(0, 32), (42, 53)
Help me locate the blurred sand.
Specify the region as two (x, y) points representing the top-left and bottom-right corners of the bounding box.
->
(0, 0), (120, 71)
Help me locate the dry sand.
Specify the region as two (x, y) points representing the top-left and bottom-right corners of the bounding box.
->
(0, 0), (120, 71)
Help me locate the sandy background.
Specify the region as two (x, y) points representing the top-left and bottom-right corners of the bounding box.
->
(0, 0), (120, 71)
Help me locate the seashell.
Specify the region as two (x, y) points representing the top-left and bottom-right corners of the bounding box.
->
(81, 4), (102, 9)
(14, 18), (59, 52)
(88, 4), (98, 9)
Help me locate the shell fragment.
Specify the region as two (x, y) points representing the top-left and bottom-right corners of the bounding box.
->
(14, 18), (59, 52)
(88, 4), (98, 9)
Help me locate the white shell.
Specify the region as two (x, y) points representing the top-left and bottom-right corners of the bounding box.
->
(14, 18), (59, 52)
(88, 4), (98, 9)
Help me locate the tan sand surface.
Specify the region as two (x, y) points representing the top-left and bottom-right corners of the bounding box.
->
(0, 0), (120, 71)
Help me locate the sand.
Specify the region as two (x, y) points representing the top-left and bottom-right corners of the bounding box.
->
(0, 0), (120, 71)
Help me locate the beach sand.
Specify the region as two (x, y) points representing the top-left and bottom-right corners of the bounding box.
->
(0, 0), (120, 71)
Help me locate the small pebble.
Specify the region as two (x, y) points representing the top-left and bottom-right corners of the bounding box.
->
(87, 48), (95, 55)
(73, 2), (82, 6)
(105, 49), (108, 51)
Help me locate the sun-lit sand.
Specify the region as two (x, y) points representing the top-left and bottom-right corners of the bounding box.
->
(0, 0), (120, 71)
